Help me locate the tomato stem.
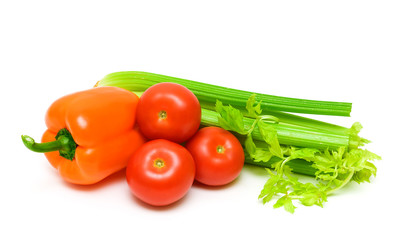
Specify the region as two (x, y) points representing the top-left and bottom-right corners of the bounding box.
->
(153, 158), (165, 168)
(216, 145), (225, 154)
(158, 110), (167, 120)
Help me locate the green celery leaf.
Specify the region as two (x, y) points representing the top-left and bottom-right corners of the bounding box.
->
(300, 193), (319, 206)
(274, 179), (290, 194)
(273, 195), (287, 209)
(365, 161), (378, 176)
(273, 196), (296, 214)
(352, 161), (378, 183)
(316, 173), (337, 181)
(262, 191), (275, 204)
(349, 122), (363, 136)
(283, 165), (294, 177)
(259, 171), (279, 199)
(284, 198), (297, 213)
(271, 160), (283, 172)
(353, 169), (373, 183)
(348, 122), (371, 149)
(345, 149), (381, 169)
(215, 100), (246, 135)
(253, 149), (274, 163)
(298, 186), (327, 207)
(246, 94), (262, 117)
(288, 147), (320, 161)
(244, 134), (273, 162)
(244, 135), (256, 158)
(244, 134), (274, 162)
(257, 120), (283, 158)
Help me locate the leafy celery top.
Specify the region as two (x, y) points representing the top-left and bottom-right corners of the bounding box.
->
(215, 95), (380, 213)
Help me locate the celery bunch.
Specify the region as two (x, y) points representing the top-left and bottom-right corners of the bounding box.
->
(97, 71), (380, 213)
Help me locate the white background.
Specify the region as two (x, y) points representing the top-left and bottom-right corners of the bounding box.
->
(1, 1), (396, 239)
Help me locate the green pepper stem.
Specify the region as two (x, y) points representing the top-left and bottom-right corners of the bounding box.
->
(22, 135), (64, 153)
(21, 128), (77, 160)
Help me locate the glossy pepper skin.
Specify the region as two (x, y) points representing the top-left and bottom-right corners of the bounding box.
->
(22, 86), (146, 185)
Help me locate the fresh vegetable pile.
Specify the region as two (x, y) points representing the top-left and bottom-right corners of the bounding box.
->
(22, 71), (380, 213)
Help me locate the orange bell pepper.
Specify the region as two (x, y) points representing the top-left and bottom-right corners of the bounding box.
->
(21, 86), (146, 185)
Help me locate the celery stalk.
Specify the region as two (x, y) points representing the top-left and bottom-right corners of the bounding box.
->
(98, 71), (352, 116)
(200, 108), (350, 150)
(244, 155), (317, 177)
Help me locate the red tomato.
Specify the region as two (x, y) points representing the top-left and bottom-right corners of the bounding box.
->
(126, 139), (195, 206)
(136, 82), (201, 143)
(186, 127), (245, 186)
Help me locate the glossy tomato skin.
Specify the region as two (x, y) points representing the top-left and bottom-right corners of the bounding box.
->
(136, 82), (201, 143)
(186, 127), (245, 186)
(126, 139), (195, 206)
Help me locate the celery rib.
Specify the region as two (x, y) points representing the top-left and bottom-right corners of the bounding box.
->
(244, 156), (317, 177)
(200, 109), (349, 150)
(98, 71), (352, 116)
